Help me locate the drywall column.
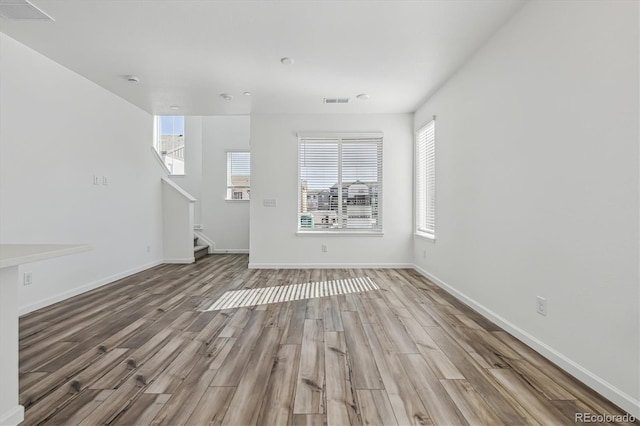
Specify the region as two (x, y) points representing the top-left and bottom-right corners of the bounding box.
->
(0, 266), (21, 426)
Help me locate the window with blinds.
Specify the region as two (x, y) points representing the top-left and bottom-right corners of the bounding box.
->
(416, 120), (435, 239)
(298, 134), (382, 233)
(226, 151), (250, 200)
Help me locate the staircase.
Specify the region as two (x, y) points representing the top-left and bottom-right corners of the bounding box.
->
(194, 235), (209, 261)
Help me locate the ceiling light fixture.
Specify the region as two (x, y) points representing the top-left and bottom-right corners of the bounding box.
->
(280, 57), (294, 65)
(126, 75), (140, 83)
(243, 91), (252, 96)
(356, 94), (370, 101)
(169, 105), (180, 110)
(220, 93), (233, 101)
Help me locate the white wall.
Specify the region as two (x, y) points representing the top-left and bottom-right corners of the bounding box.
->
(250, 114), (413, 267)
(413, 0), (639, 416)
(0, 34), (166, 314)
(200, 116), (251, 252)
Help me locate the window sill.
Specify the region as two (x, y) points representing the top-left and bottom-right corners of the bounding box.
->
(225, 199), (250, 202)
(296, 231), (384, 237)
(414, 232), (436, 243)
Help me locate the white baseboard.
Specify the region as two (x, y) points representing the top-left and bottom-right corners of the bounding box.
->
(412, 264), (640, 418)
(163, 257), (195, 264)
(248, 262), (413, 269)
(18, 260), (164, 316)
(0, 404), (24, 426)
(213, 249), (249, 254)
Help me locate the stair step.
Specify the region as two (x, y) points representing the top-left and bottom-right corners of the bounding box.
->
(194, 244), (209, 261)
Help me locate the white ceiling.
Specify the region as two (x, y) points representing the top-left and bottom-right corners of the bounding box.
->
(0, 0), (525, 115)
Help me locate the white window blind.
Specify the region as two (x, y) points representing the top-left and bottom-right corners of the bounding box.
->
(298, 135), (382, 232)
(226, 151), (250, 200)
(416, 120), (435, 238)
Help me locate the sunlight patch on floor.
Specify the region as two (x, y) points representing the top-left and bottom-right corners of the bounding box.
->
(204, 277), (379, 311)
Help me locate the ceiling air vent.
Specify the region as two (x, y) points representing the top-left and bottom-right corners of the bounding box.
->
(323, 98), (350, 104)
(0, 0), (54, 20)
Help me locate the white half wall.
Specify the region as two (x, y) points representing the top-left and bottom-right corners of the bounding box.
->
(161, 178), (195, 263)
(249, 114), (413, 267)
(0, 34), (166, 314)
(0, 266), (23, 425)
(413, 0), (639, 416)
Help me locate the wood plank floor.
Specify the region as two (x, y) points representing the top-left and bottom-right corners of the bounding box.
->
(18, 255), (635, 425)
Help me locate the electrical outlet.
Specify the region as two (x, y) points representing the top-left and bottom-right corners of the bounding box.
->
(23, 272), (33, 286)
(321, 244), (328, 253)
(146, 245), (151, 253)
(93, 175), (100, 185)
(536, 296), (547, 316)
(423, 249), (427, 259)
(263, 199), (277, 207)
(102, 176), (108, 185)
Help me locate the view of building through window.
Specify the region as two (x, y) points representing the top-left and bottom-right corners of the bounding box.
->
(154, 116), (185, 175)
(226, 151), (250, 200)
(298, 137), (382, 232)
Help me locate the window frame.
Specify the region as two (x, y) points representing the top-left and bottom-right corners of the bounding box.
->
(415, 118), (436, 241)
(225, 150), (251, 201)
(153, 115), (186, 176)
(297, 132), (383, 235)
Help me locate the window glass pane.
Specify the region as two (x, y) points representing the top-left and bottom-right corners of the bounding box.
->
(227, 151), (250, 200)
(300, 142), (339, 229)
(155, 116), (185, 175)
(341, 142), (380, 230)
